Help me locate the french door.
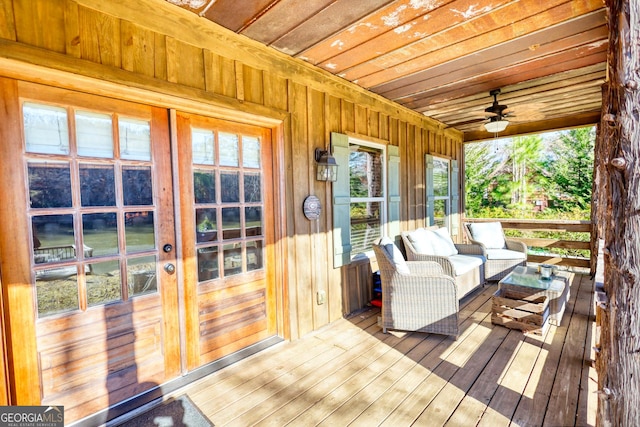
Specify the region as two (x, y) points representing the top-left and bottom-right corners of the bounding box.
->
(0, 80), (278, 423)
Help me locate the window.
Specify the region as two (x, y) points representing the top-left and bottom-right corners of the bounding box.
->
(433, 157), (450, 229)
(426, 155), (459, 237)
(349, 142), (386, 256)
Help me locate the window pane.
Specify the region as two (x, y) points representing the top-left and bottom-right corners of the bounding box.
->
(127, 256), (157, 297)
(192, 128), (215, 165)
(350, 148), (383, 198)
(350, 202), (381, 254)
(434, 199), (449, 228)
(247, 240), (263, 272)
(196, 208), (217, 242)
(433, 158), (449, 197)
(76, 111), (114, 158)
(28, 162), (72, 208)
(223, 244), (242, 276)
(243, 136), (260, 168)
(82, 213), (118, 256)
(125, 211), (155, 252)
(123, 166), (153, 205)
(244, 173), (261, 203)
(245, 207), (262, 237)
(194, 170), (216, 204)
(221, 207), (241, 240)
(87, 260), (121, 306)
(80, 164), (116, 207)
(32, 215), (75, 261)
(198, 246), (219, 282)
(36, 273), (79, 317)
(23, 102), (69, 155)
(219, 132), (239, 166)
(221, 172), (240, 203)
(120, 118), (151, 161)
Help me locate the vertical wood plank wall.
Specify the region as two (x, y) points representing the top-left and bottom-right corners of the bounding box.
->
(0, 0), (463, 340)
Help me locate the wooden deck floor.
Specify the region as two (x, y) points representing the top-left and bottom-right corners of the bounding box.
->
(174, 272), (598, 426)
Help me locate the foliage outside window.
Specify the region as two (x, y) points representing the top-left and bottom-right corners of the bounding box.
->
(349, 143), (385, 255)
(432, 157), (450, 229)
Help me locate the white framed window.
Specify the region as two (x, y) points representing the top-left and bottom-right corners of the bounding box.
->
(426, 155), (459, 237)
(348, 139), (386, 256)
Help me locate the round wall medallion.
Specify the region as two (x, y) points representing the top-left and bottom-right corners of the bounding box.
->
(303, 195), (322, 220)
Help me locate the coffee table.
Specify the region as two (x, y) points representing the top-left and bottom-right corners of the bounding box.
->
(498, 266), (571, 326)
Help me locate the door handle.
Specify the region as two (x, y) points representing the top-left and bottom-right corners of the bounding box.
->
(164, 263), (176, 274)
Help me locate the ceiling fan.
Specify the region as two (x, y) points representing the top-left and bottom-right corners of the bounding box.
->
(483, 89), (510, 133)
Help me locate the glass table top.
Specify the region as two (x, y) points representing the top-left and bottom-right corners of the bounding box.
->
(500, 266), (564, 291)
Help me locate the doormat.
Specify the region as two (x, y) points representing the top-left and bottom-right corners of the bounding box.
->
(122, 395), (213, 427)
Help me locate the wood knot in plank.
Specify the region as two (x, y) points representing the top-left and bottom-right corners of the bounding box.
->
(603, 113), (616, 126)
(610, 157), (626, 170)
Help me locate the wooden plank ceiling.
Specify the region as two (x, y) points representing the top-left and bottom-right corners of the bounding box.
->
(167, 0), (608, 141)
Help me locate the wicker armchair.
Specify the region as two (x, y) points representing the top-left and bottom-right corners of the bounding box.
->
(401, 227), (486, 298)
(373, 240), (458, 338)
(464, 222), (527, 281)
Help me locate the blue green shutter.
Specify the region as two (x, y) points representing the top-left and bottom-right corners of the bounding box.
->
(331, 132), (351, 268)
(450, 159), (460, 239)
(387, 145), (401, 239)
(425, 154), (435, 226)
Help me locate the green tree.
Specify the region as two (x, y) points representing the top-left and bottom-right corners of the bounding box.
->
(508, 134), (544, 208)
(464, 141), (501, 215)
(547, 127), (595, 210)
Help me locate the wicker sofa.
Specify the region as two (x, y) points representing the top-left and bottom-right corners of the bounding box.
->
(464, 222), (527, 281)
(401, 227), (486, 299)
(373, 238), (458, 338)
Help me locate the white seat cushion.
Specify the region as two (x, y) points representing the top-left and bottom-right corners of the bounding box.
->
(379, 237), (410, 274)
(485, 248), (527, 260)
(468, 222), (506, 249)
(448, 254), (485, 276)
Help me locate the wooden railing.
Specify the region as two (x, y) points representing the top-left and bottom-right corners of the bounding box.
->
(463, 218), (594, 273)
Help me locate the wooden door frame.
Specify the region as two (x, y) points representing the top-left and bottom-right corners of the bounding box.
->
(0, 62), (290, 405)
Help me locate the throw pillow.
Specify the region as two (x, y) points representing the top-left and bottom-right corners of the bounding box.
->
(432, 227), (459, 256)
(379, 237), (410, 274)
(468, 222), (506, 249)
(407, 228), (434, 255)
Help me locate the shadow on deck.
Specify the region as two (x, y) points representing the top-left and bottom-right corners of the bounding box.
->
(149, 272), (598, 426)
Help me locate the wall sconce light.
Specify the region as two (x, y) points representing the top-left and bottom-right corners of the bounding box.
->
(315, 148), (338, 182)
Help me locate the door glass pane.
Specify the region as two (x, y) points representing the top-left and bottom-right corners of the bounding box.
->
(434, 199), (449, 228)
(192, 128), (215, 165)
(82, 213), (118, 256)
(243, 136), (260, 168)
(123, 166), (153, 205)
(194, 170), (216, 204)
(23, 102), (69, 155)
(245, 207), (262, 236)
(196, 208), (217, 243)
(32, 215), (75, 261)
(125, 211), (155, 252)
(119, 118), (151, 161)
(198, 246), (219, 282)
(247, 240), (263, 272)
(244, 173), (261, 203)
(221, 172), (239, 203)
(350, 148), (383, 198)
(219, 132), (239, 166)
(28, 162), (72, 208)
(86, 260), (121, 306)
(127, 256), (157, 297)
(223, 244), (242, 276)
(80, 164), (116, 207)
(76, 111), (114, 158)
(221, 207), (241, 240)
(36, 272), (79, 316)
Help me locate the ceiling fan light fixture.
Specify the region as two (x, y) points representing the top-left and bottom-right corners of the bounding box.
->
(484, 118), (509, 133)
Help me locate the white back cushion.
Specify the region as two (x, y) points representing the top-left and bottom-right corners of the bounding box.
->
(468, 222), (506, 249)
(432, 227), (459, 256)
(407, 228), (434, 255)
(379, 237), (410, 274)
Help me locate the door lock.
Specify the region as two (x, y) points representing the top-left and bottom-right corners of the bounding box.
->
(163, 244), (173, 253)
(164, 263), (176, 274)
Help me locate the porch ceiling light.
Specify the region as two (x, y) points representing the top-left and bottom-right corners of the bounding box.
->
(315, 148), (338, 182)
(484, 117), (509, 133)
